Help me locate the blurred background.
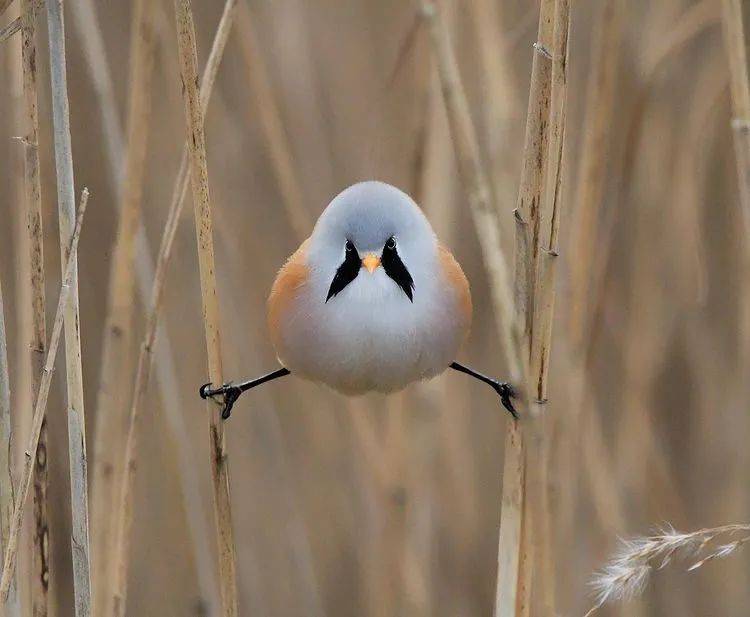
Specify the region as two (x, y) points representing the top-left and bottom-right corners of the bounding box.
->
(0, 0), (748, 615)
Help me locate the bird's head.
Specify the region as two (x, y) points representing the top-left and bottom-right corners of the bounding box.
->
(307, 181), (437, 304)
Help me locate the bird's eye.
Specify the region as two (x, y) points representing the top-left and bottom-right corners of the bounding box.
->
(345, 240), (354, 252)
(385, 237), (396, 250)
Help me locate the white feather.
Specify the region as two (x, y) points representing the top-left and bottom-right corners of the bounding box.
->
(273, 181), (469, 394)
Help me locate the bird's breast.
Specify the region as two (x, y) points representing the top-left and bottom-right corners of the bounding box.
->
(270, 260), (469, 395)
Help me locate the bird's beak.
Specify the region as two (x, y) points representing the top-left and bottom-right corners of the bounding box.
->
(361, 253), (381, 274)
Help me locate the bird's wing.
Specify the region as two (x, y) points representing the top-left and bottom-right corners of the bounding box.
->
(437, 244), (472, 334)
(267, 238), (311, 353)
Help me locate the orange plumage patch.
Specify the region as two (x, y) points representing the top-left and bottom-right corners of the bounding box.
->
(267, 239), (310, 354)
(438, 244), (472, 338)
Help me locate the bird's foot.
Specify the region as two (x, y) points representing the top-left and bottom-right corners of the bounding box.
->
(199, 382), (242, 420)
(492, 381), (518, 419)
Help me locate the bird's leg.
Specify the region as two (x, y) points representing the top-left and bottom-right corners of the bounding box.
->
(199, 367), (291, 419)
(449, 361), (518, 419)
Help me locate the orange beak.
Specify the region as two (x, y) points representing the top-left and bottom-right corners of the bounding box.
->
(361, 253), (381, 274)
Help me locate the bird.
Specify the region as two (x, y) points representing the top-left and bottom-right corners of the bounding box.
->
(200, 181), (516, 419)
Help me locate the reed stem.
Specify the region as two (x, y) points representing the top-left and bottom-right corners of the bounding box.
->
(89, 2), (156, 612)
(19, 0), (48, 612)
(173, 0), (239, 613)
(108, 2), (238, 614)
(0, 189), (89, 606)
(45, 1), (92, 612)
(0, 267), (19, 616)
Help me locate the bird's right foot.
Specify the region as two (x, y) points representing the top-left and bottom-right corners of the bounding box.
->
(492, 381), (518, 420)
(199, 382), (242, 420)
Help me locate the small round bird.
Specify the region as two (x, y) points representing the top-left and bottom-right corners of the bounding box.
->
(200, 181), (516, 419)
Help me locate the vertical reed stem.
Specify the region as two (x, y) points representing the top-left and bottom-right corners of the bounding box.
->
(568, 0), (624, 348)
(419, 2), (556, 615)
(109, 2), (238, 614)
(501, 2), (555, 614)
(20, 0), (47, 612)
(558, 0), (625, 551)
(234, 1), (312, 239)
(0, 190), (89, 606)
(70, 1), (219, 607)
(721, 0), (750, 229)
(173, 1), (239, 613)
(90, 2), (156, 613)
(527, 2), (570, 613)
(45, 1), (92, 614)
(0, 277), (19, 617)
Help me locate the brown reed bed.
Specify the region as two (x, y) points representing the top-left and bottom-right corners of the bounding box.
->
(0, 0), (749, 615)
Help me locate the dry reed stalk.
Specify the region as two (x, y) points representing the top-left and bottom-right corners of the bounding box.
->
(71, 1), (183, 424)
(635, 0), (718, 305)
(69, 0), (124, 169)
(0, 412), (15, 610)
(45, 1), (92, 612)
(675, 61), (726, 314)
(530, 1), (568, 405)
(419, 0), (522, 385)
(0, 15), (21, 42)
(261, 413), (326, 617)
(89, 2), (156, 612)
(610, 2), (718, 525)
(721, 1), (750, 488)
(230, 17), (370, 609)
(353, 401), (391, 617)
(614, 104), (687, 522)
(0, 276), (19, 617)
(501, 1), (556, 614)
(470, 0), (522, 217)
(471, 0), (520, 145)
(349, 401), (390, 489)
(108, 2), (238, 614)
(420, 70), (482, 562)
(683, 168), (748, 611)
(578, 388), (626, 530)
(557, 0), (624, 553)
(721, 0), (750, 229)
(512, 0), (554, 348)
(363, 394), (408, 617)
(345, 400), (392, 616)
(644, 0), (718, 78)
(72, 0), (125, 178)
(526, 2), (569, 613)
(3, 18), (31, 613)
(401, 425), (436, 617)
(407, 69), (458, 617)
(0, 0), (40, 42)
(420, 1), (560, 615)
(173, 0), (239, 613)
(0, 189), (89, 606)
(233, 390), (325, 614)
(558, 5), (717, 575)
(70, 1), (218, 608)
(0, 0), (12, 15)
(235, 1), (312, 240)
(567, 0), (623, 349)
(19, 0), (48, 612)
(384, 395), (409, 617)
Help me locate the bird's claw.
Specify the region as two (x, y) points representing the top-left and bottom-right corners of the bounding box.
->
(494, 381), (518, 420)
(199, 382), (214, 399)
(199, 382), (242, 420)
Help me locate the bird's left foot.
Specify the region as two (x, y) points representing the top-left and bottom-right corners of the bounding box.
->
(199, 382), (242, 420)
(492, 381), (518, 419)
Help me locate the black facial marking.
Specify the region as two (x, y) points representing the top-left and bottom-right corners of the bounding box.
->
(381, 237), (415, 302)
(326, 240), (361, 302)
